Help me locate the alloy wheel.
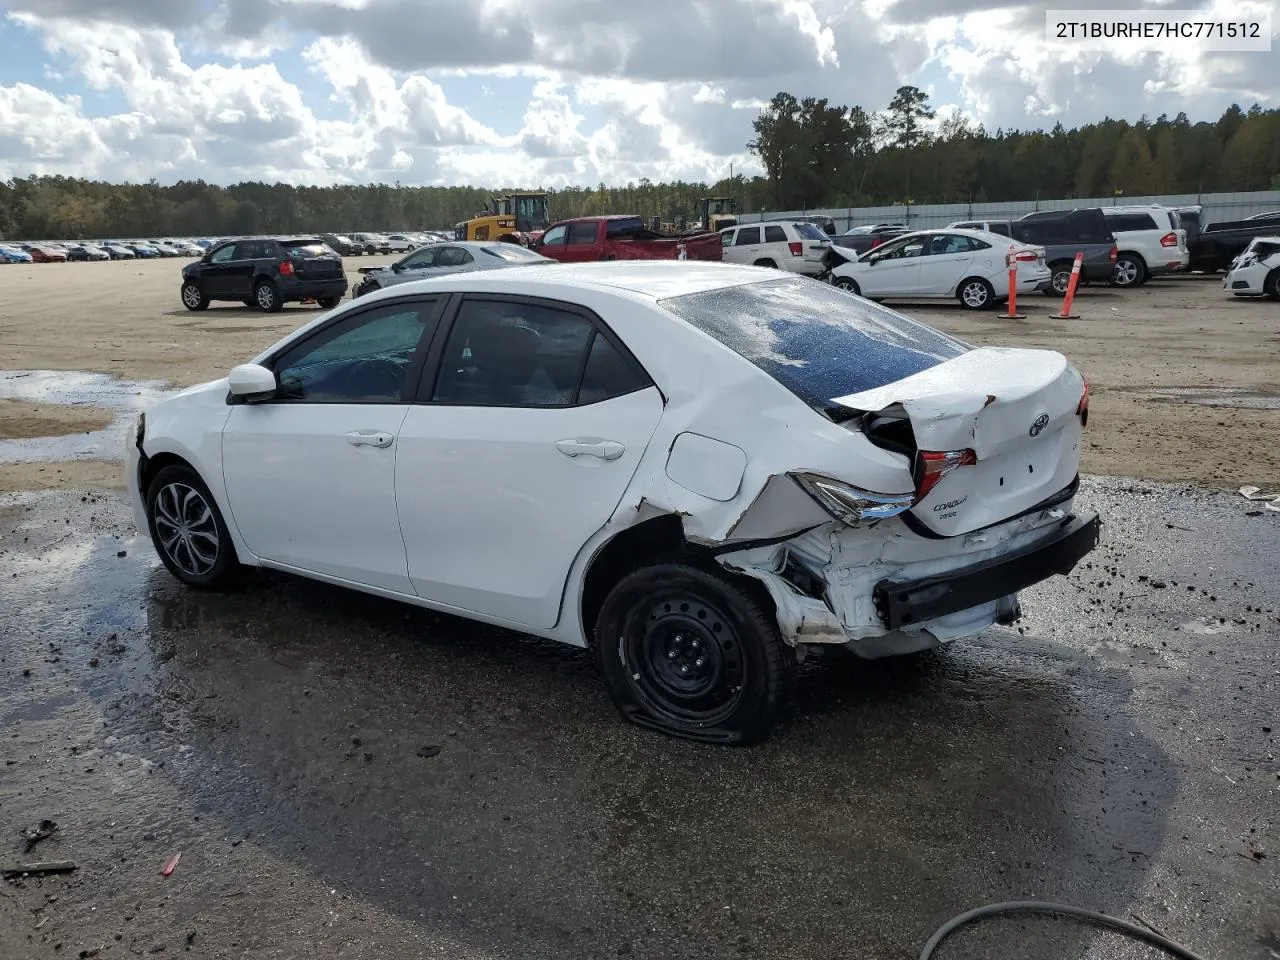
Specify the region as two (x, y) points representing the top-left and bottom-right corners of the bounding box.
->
(256, 284), (275, 310)
(181, 284), (203, 309)
(961, 280), (990, 308)
(152, 482), (220, 577)
(1113, 258), (1140, 286)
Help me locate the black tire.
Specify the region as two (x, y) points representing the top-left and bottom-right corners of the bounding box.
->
(254, 279), (282, 313)
(145, 464), (239, 589)
(593, 562), (795, 745)
(316, 296), (341, 309)
(753, 258), (778, 269)
(833, 276), (860, 295)
(180, 281), (209, 311)
(957, 276), (994, 310)
(1265, 269), (1280, 300)
(1046, 263), (1073, 296)
(1111, 253), (1147, 288)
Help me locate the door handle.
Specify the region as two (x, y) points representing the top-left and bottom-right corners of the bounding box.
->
(345, 430), (394, 448)
(556, 439), (625, 461)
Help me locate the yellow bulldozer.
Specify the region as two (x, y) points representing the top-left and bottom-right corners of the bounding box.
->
(454, 192), (551, 245)
(699, 197), (738, 232)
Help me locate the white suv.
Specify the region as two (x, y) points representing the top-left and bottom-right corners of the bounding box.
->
(720, 221), (831, 275)
(1101, 206), (1188, 287)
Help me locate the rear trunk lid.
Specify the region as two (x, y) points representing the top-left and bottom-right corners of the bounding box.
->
(284, 241), (345, 279)
(832, 346), (1086, 537)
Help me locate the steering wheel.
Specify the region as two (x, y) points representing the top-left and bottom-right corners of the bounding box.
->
(326, 356), (406, 399)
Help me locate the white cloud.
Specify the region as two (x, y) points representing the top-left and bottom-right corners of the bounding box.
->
(0, 0), (1276, 187)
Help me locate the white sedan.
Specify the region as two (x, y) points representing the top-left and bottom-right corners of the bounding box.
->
(1223, 236), (1280, 298)
(126, 262), (1098, 745)
(826, 228), (1050, 310)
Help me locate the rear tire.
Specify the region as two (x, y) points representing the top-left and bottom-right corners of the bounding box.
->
(180, 281), (209, 311)
(146, 464), (239, 589)
(594, 562), (795, 745)
(1046, 263), (1073, 296)
(753, 258), (778, 269)
(316, 296), (341, 309)
(957, 277), (994, 310)
(1111, 253), (1146, 288)
(254, 279), (282, 313)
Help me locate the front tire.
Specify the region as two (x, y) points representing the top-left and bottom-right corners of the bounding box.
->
(833, 276), (860, 295)
(146, 465), (239, 589)
(180, 281), (209, 311)
(593, 562), (795, 745)
(957, 277), (994, 310)
(1265, 269), (1280, 300)
(1111, 253), (1146, 288)
(254, 279), (282, 313)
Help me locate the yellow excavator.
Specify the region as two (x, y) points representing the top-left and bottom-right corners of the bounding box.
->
(699, 197), (738, 232)
(455, 192), (550, 245)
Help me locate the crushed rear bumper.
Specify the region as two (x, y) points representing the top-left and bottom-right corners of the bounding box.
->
(872, 513), (1100, 630)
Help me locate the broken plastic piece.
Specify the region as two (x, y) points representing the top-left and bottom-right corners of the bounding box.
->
(161, 852), (181, 877)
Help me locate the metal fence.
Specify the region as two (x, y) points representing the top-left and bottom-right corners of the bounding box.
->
(736, 191), (1280, 233)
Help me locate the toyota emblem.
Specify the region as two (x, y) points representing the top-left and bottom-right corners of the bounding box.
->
(1029, 414), (1050, 437)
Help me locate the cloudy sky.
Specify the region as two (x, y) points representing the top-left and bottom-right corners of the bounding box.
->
(0, 0), (1276, 187)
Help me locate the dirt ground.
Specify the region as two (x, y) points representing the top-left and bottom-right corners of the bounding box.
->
(1, 258), (1277, 494)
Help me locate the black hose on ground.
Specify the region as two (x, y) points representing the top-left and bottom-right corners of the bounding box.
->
(919, 900), (1212, 960)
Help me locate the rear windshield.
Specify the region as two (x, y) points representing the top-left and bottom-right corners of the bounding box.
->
(659, 276), (969, 413)
(283, 242), (332, 258)
(794, 223), (828, 241)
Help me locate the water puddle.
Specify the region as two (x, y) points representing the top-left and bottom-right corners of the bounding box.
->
(0, 370), (171, 464)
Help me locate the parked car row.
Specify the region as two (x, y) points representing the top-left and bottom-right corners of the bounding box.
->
(321, 231), (453, 256)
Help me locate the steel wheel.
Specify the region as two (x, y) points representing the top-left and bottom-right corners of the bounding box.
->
(152, 482), (220, 577)
(959, 278), (992, 309)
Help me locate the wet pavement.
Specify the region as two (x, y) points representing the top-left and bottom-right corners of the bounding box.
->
(0, 478), (1277, 959)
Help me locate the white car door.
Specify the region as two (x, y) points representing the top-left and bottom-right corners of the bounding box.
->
(858, 234), (926, 296)
(730, 225), (764, 265)
(220, 296), (447, 593)
(917, 233), (979, 295)
(395, 295), (664, 628)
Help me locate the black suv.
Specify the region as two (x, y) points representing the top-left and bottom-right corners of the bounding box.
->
(180, 237), (348, 313)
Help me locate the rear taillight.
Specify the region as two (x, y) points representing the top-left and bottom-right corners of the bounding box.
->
(914, 449), (977, 502)
(1159, 232), (1177, 248)
(1108, 246), (1118, 262)
(788, 241), (803, 257)
(1077, 377), (1090, 428)
(870, 237), (883, 248)
(1013, 250), (1037, 262)
(278, 260), (295, 276)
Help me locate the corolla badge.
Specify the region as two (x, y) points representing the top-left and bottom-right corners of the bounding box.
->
(1029, 413), (1050, 437)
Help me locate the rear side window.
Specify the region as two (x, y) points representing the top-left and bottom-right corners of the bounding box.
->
(576, 332), (652, 405)
(764, 225), (787, 243)
(736, 227), (761, 245)
(988, 223), (1011, 237)
(567, 222), (598, 245)
(1107, 213), (1158, 232)
(659, 277), (969, 412)
(283, 243), (331, 258)
(794, 223), (828, 241)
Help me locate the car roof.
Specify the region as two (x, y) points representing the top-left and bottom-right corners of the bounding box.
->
(358, 260), (778, 301)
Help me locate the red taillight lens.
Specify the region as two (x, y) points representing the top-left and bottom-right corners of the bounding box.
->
(1109, 246), (1118, 261)
(279, 260), (295, 276)
(1077, 377), (1090, 428)
(788, 241), (803, 257)
(914, 449), (977, 502)
(1159, 232), (1177, 248)
(870, 237), (883, 248)
(1013, 250), (1037, 262)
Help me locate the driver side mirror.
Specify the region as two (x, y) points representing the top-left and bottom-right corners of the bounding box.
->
(391, 261), (404, 273)
(227, 363), (277, 403)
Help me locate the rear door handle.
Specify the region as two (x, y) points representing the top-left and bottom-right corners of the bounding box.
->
(345, 430), (394, 448)
(556, 439), (625, 461)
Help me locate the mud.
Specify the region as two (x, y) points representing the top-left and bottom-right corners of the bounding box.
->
(1, 262), (1278, 493)
(1, 478), (1277, 959)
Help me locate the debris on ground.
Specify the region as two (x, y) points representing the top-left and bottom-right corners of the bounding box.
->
(1239, 486), (1280, 511)
(161, 852), (181, 877)
(2, 860), (79, 879)
(21, 819), (58, 853)
(416, 745), (443, 759)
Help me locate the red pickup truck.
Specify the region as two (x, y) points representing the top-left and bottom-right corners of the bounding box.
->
(533, 215), (723, 263)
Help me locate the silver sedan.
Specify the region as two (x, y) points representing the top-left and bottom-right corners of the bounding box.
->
(352, 241), (554, 298)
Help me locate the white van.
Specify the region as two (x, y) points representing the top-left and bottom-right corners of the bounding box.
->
(719, 222), (830, 275)
(1101, 206), (1188, 287)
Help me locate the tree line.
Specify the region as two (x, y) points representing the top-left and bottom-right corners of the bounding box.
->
(1, 89), (1277, 241)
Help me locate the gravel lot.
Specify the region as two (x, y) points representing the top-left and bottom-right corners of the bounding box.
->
(0, 256), (1277, 959)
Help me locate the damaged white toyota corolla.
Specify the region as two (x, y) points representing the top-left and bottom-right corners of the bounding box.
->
(126, 261), (1099, 745)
